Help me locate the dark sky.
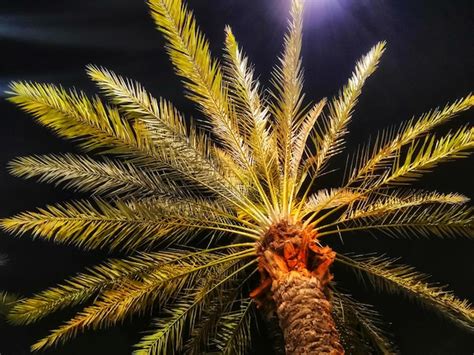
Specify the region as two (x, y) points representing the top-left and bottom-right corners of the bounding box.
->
(0, 0), (473, 354)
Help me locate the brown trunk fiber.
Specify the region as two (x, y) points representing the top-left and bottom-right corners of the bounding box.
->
(251, 222), (344, 354)
(272, 270), (344, 355)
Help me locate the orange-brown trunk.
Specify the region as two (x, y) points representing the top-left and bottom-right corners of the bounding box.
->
(251, 222), (344, 355)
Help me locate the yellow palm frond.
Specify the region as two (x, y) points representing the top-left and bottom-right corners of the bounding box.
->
(332, 290), (397, 354)
(9, 153), (181, 199)
(31, 251), (253, 351)
(1, 198), (258, 252)
(210, 298), (255, 355)
(371, 126), (474, 188)
(8, 246), (252, 326)
(347, 95), (474, 185)
(133, 260), (254, 355)
(318, 203), (473, 239)
(8, 81), (154, 158)
(337, 190), (469, 224)
(291, 99), (326, 179)
(269, 0), (305, 214)
(86, 66), (233, 181)
(148, 0), (250, 168)
(337, 254), (474, 331)
(304, 42), (386, 177)
(223, 27), (280, 209)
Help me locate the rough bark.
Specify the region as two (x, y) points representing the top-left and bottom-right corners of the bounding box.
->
(272, 271), (344, 355)
(251, 221), (344, 354)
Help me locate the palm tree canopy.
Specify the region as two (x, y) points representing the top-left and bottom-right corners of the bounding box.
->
(2, 0), (473, 353)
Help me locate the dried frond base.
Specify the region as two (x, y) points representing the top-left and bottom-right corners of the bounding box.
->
(251, 221), (343, 354)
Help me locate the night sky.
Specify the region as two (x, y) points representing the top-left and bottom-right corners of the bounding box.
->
(0, 0), (473, 354)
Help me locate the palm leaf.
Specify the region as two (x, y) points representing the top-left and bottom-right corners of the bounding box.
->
(210, 298), (255, 355)
(318, 203), (474, 239)
(305, 42), (386, 176)
(347, 95), (474, 185)
(9, 246), (252, 325)
(1, 198), (257, 252)
(269, 0), (305, 214)
(148, 0), (251, 168)
(31, 251), (253, 351)
(332, 289), (398, 354)
(133, 260), (252, 355)
(9, 153), (180, 199)
(336, 254), (474, 331)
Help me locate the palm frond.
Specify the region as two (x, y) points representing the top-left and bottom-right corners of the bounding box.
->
(292, 98), (326, 178)
(1, 198), (257, 252)
(210, 298), (255, 355)
(148, 0), (251, 168)
(86, 66), (237, 187)
(347, 95), (474, 185)
(9, 154), (180, 199)
(7, 82), (154, 159)
(305, 42), (386, 176)
(223, 27), (280, 208)
(9, 246), (253, 325)
(370, 126), (474, 188)
(336, 254), (474, 331)
(338, 190), (469, 224)
(332, 289), (398, 354)
(30, 251), (253, 351)
(0, 291), (21, 318)
(318, 203), (473, 239)
(133, 260), (252, 355)
(303, 188), (362, 214)
(270, 0), (305, 213)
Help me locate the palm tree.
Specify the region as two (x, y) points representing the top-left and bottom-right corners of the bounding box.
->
(2, 0), (473, 353)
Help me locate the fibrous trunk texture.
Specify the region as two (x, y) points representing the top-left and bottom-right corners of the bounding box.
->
(272, 271), (344, 355)
(251, 221), (344, 354)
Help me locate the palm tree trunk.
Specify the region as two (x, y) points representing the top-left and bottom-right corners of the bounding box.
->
(252, 222), (344, 354)
(272, 270), (344, 355)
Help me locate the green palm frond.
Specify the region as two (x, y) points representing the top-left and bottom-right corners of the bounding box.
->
(332, 290), (398, 354)
(304, 42), (386, 177)
(336, 254), (474, 331)
(2, 198), (258, 252)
